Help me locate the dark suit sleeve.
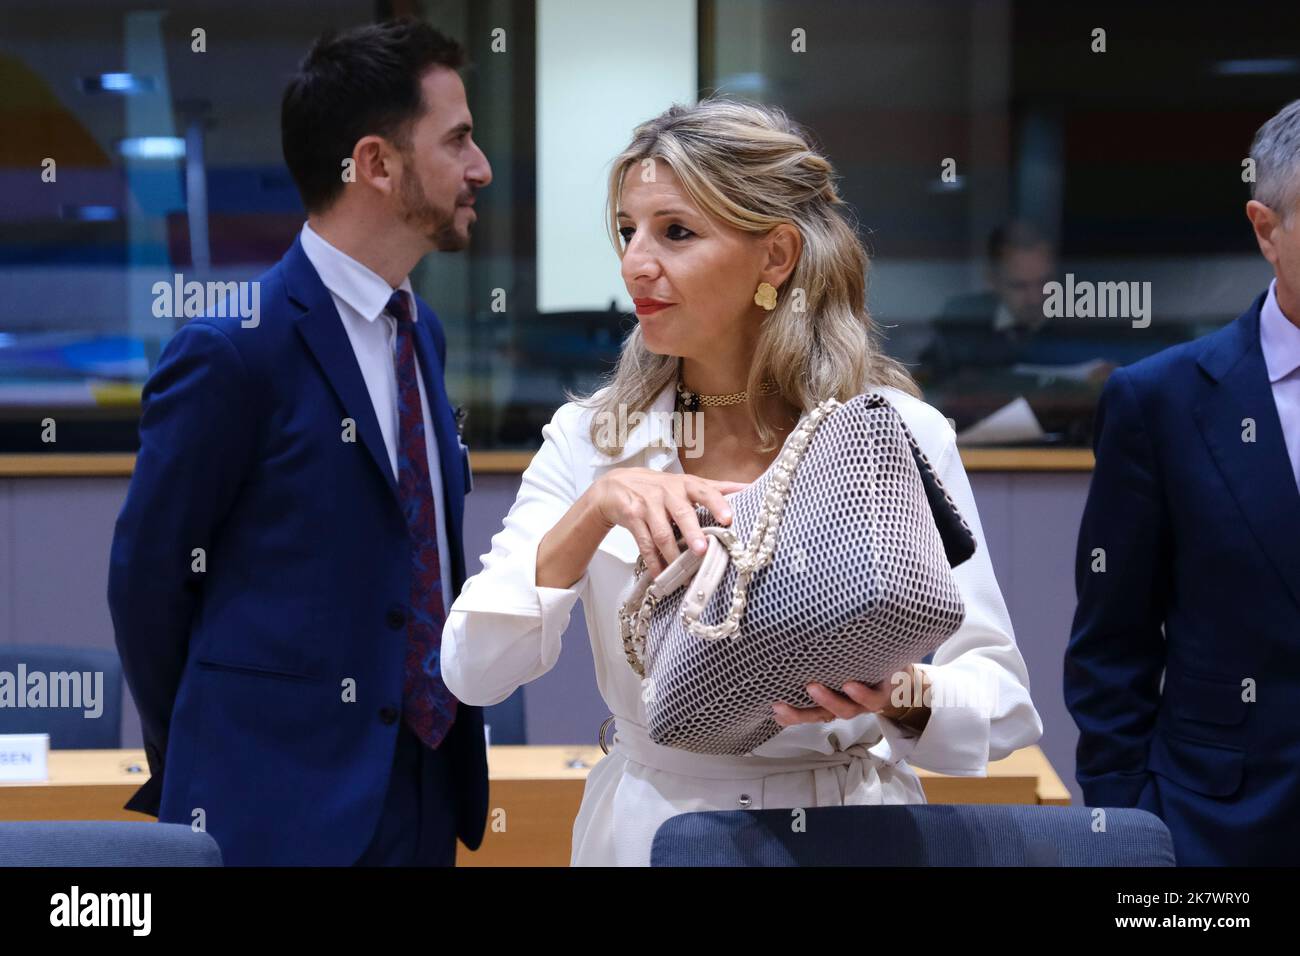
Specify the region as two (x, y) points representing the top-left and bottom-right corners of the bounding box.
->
(107, 322), (257, 813)
(1065, 367), (1169, 808)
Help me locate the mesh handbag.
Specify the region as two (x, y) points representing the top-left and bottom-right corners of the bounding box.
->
(616, 392), (978, 756)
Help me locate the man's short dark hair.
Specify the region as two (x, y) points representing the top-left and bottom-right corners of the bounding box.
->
(987, 221), (1049, 266)
(281, 19), (466, 213)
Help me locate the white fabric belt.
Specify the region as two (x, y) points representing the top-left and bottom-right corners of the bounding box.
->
(610, 717), (904, 807)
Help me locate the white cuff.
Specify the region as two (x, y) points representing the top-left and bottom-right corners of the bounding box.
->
(453, 534), (587, 630)
(444, 537), (588, 705)
(875, 662), (993, 776)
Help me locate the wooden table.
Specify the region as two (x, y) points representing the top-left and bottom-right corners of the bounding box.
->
(0, 745), (1070, 866)
(0, 449), (1096, 479)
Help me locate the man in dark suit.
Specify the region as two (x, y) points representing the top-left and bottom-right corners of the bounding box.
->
(108, 19), (493, 865)
(1066, 100), (1300, 865)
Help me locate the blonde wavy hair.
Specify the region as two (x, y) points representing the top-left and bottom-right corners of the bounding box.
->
(578, 97), (920, 456)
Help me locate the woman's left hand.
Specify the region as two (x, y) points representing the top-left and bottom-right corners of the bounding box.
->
(771, 665), (921, 726)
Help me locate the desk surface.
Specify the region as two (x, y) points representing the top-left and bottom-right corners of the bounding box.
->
(1, 743), (1070, 802)
(0, 448), (1095, 478)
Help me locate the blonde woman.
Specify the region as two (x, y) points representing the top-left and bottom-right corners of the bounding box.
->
(443, 99), (1043, 866)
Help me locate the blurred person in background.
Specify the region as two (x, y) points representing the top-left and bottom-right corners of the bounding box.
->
(922, 221), (1058, 380)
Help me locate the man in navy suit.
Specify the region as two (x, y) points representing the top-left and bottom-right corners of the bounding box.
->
(108, 19), (493, 865)
(1066, 100), (1300, 865)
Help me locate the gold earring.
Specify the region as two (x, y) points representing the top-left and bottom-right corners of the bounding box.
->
(754, 281), (777, 311)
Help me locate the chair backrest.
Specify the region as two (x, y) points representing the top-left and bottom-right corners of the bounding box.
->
(0, 644), (123, 748)
(0, 822), (223, 866)
(650, 804), (1176, 866)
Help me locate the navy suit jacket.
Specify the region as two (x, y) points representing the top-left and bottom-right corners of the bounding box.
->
(1066, 291), (1300, 865)
(108, 236), (488, 865)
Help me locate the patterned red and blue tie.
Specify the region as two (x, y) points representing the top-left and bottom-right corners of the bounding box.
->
(387, 290), (457, 749)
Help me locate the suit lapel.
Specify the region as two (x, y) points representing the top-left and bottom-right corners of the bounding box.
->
(283, 236), (467, 592)
(1194, 298), (1300, 613)
(284, 237), (399, 500)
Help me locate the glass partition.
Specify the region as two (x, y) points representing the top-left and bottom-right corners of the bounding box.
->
(4, 0), (1295, 452)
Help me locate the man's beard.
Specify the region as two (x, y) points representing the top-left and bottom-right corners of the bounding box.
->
(399, 169), (469, 252)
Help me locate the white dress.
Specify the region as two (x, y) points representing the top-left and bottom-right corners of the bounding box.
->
(443, 378), (1044, 866)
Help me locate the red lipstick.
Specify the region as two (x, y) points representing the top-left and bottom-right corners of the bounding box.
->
(633, 298), (674, 316)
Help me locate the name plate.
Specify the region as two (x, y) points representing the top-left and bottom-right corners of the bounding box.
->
(0, 734), (50, 782)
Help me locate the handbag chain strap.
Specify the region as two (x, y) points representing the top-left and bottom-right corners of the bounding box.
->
(618, 396), (843, 674)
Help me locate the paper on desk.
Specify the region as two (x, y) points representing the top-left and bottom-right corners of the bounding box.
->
(1011, 358), (1110, 382)
(956, 396), (1045, 446)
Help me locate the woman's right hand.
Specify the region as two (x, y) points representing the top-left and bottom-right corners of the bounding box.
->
(588, 468), (749, 578)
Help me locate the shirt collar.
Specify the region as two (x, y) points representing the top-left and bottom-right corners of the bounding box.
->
(1260, 278), (1300, 383)
(300, 221), (415, 323)
(588, 376), (680, 467)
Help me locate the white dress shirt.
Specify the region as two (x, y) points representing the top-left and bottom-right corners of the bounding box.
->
(1259, 278), (1300, 494)
(444, 378), (1044, 866)
(299, 222), (454, 611)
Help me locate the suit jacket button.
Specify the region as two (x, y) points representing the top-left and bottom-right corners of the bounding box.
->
(379, 707), (399, 725)
(386, 606), (406, 629)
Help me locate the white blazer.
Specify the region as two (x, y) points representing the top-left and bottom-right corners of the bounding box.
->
(444, 378), (1044, 866)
